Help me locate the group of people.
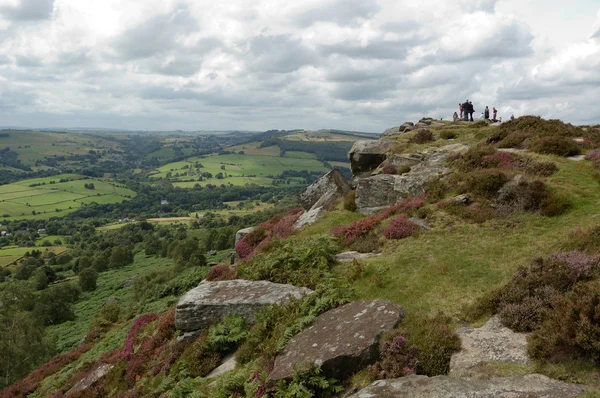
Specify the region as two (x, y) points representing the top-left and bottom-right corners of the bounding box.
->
(454, 100), (502, 122)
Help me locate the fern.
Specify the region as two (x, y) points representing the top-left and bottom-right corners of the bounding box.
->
(206, 314), (249, 352)
(274, 365), (343, 398)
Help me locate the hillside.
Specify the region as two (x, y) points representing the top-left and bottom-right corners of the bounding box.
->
(4, 117), (600, 397)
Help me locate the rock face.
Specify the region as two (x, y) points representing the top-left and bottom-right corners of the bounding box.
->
(335, 251), (382, 263)
(299, 169), (352, 210)
(175, 280), (313, 332)
(348, 374), (585, 398)
(235, 226), (256, 244)
(355, 145), (468, 214)
(268, 300), (404, 384)
(450, 316), (530, 377)
(293, 206), (324, 230)
(348, 139), (397, 175)
(381, 122), (414, 138)
(65, 364), (113, 397)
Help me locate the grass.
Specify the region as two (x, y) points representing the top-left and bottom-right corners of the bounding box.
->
(0, 174), (135, 220)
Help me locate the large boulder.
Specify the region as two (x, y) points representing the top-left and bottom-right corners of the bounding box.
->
(381, 122), (414, 138)
(235, 226), (256, 244)
(267, 300), (404, 384)
(175, 280), (313, 333)
(299, 169), (352, 210)
(450, 316), (530, 377)
(65, 364), (113, 397)
(348, 139), (397, 175)
(347, 374), (585, 398)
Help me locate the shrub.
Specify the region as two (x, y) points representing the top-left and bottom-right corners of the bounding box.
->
(343, 191), (357, 212)
(585, 150), (600, 164)
(383, 216), (420, 239)
(497, 131), (533, 148)
(464, 169), (508, 198)
(100, 303), (120, 324)
(495, 178), (548, 213)
(409, 129), (435, 144)
(482, 151), (517, 169)
(561, 225), (600, 254)
(529, 280), (600, 363)
(426, 178), (450, 202)
(530, 136), (581, 157)
(78, 267), (98, 292)
(524, 160), (558, 177)
(498, 116), (583, 137)
(368, 332), (418, 379)
(348, 233), (381, 253)
(206, 265), (236, 281)
(440, 131), (457, 140)
(331, 216), (380, 246)
(237, 237), (337, 289)
(454, 145), (496, 172)
(382, 165), (397, 174)
(402, 313), (461, 376)
(540, 191), (570, 217)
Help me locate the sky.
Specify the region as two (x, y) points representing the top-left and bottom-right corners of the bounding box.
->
(0, 0), (599, 132)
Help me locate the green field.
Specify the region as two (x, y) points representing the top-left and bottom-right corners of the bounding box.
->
(151, 153), (330, 187)
(0, 245), (68, 268)
(0, 174), (136, 220)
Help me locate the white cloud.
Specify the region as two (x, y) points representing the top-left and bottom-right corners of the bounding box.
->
(0, 0), (599, 131)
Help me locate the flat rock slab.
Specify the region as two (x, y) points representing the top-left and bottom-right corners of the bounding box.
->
(568, 155), (586, 162)
(335, 251), (382, 263)
(175, 280), (313, 332)
(65, 363), (113, 397)
(450, 316), (530, 376)
(268, 300), (404, 384)
(349, 374), (585, 398)
(235, 226), (256, 244)
(206, 354), (237, 379)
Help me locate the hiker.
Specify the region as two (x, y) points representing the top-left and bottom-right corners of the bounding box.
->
(484, 106), (490, 120)
(493, 107), (497, 121)
(510, 114), (515, 121)
(480, 112), (485, 120)
(469, 101), (474, 122)
(459, 103), (463, 119)
(462, 100), (470, 121)
(453, 111), (459, 121)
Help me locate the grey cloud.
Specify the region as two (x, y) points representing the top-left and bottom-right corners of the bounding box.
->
(15, 55), (43, 67)
(330, 78), (398, 101)
(0, 0), (54, 21)
(0, 55), (11, 64)
(317, 38), (414, 60)
(112, 4), (198, 60)
(294, 0), (380, 27)
(247, 34), (317, 73)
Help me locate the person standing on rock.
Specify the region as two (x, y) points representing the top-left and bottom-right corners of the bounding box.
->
(493, 107), (498, 121)
(484, 106), (490, 120)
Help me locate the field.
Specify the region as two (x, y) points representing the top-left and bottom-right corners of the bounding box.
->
(195, 200), (275, 219)
(0, 245), (68, 268)
(0, 174), (136, 220)
(151, 152), (330, 187)
(0, 130), (121, 166)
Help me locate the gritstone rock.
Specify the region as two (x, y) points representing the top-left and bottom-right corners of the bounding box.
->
(298, 169), (352, 210)
(450, 315), (530, 377)
(347, 374), (584, 398)
(348, 140), (397, 175)
(235, 226), (256, 244)
(381, 122), (414, 138)
(65, 364), (113, 397)
(267, 300), (404, 384)
(293, 206), (324, 230)
(335, 251), (382, 263)
(175, 280), (313, 333)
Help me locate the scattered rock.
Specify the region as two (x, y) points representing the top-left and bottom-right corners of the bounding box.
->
(103, 297), (118, 307)
(267, 300), (404, 384)
(293, 206), (324, 230)
(335, 251), (382, 263)
(567, 155), (586, 162)
(450, 316), (530, 377)
(175, 280), (313, 333)
(207, 262), (219, 267)
(409, 217), (431, 230)
(452, 194), (471, 205)
(121, 275), (139, 289)
(573, 137), (585, 143)
(235, 226), (256, 244)
(65, 364), (113, 397)
(381, 122), (414, 138)
(206, 354), (237, 379)
(497, 148), (526, 153)
(299, 169), (352, 210)
(176, 330), (202, 343)
(348, 374), (585, 398)
(348, 140), (397, 175)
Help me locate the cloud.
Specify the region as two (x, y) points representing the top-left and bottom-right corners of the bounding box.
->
(0, 0), (54, 21)
(247, 34), (317, 73)
(293, 0), (380, 27)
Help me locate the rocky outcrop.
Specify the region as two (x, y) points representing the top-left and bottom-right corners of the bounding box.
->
(335, 251), (382, 263)
(206, 354), (237, 379)
(293, 206), (324, 230)
(299, 169), (352, 210)
(381, 122), (414, 138)
(355, 144), (469, 214)
(450, 316), (530, 377)
(235, 227), (256, 244)
(65, 364), (113, 397)
(175, 280), (313, 333)
(267, 300), (404, 384)
(348, 139), (397, 175)
(348, 374), (585, 398)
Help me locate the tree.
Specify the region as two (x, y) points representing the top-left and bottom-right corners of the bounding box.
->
(33, 283), (80, 326)
(171, 238), (206, 270)
(109, 246), (134, 268)
(79, 267), (98, 291)
(33, 269), (48, 291)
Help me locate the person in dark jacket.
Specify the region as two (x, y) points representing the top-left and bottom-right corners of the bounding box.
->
(484, 106), (490, 120)
(462, 100), (470, 121)
(468, 101), (474, 121)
